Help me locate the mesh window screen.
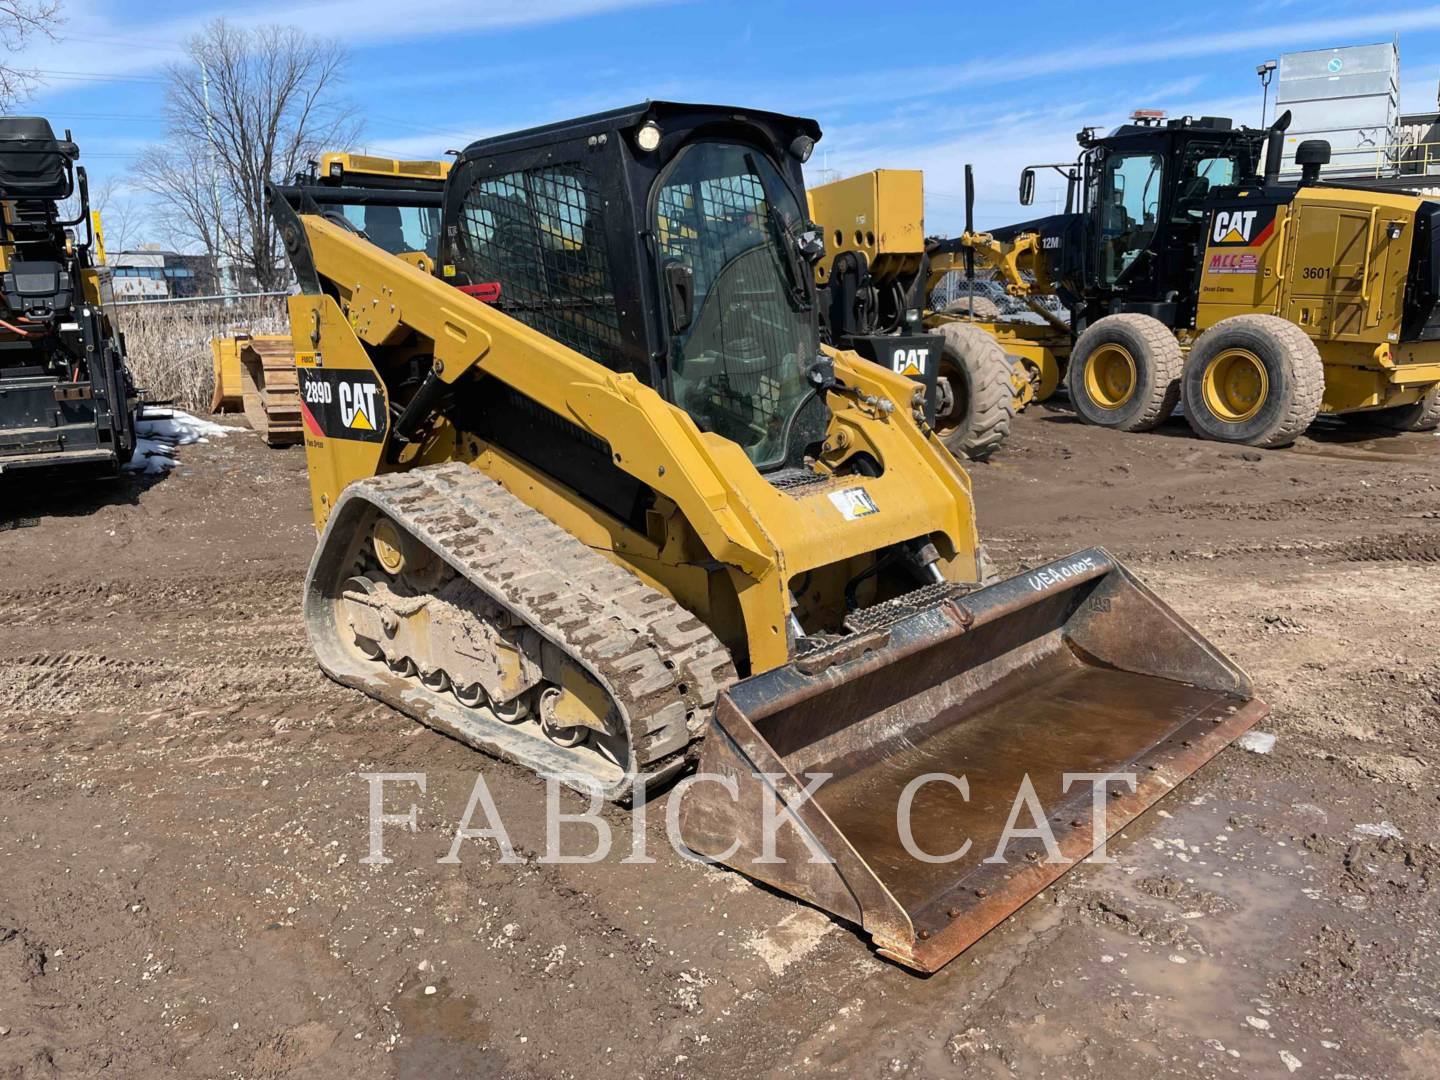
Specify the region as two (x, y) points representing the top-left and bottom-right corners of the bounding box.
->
(457, 164), (622, 364)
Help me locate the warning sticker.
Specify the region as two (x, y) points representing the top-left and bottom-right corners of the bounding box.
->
(828, 487), (880, 520)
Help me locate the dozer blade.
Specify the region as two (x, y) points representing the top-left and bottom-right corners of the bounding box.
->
(679, 548), (1266, 973)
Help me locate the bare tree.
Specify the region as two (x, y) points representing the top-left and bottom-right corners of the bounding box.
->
(88, 177), (140, 252)
(0, 1), (62, 109)
(133, 140), (228, 272)
(133, 19), (360, 291)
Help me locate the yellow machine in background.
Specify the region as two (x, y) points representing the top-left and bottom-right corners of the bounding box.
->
(948, 111), (1440, 447)
(268, 101), (1266, 972)
(807, 170), (1020, 460)
(210, 153), (452, 441)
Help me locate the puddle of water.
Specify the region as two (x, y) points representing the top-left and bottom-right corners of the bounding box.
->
(1293, 435), (1439, 464)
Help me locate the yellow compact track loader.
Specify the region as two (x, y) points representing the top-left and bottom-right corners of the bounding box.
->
(270, 102), (1265, 972)
(948, 110), (1440, 447)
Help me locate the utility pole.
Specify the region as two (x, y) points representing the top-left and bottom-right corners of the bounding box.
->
(1256, 60), (1278, 127)
(200, 59), (229, 296)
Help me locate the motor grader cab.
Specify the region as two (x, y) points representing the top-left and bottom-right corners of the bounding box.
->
(0, 117), (139, 476)
(269, 101), (1265, 972)
(961, 110), (1440, 446)
(1021, 113), (1271, 330)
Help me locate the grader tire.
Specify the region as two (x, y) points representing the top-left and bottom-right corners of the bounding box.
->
(933, 322), (1015, 462)
(1182, 315), (1324, 448)
(1367, 383), (1440, 433)
(944, 295), (1004, 321)
(1069, 313), (1183, 432)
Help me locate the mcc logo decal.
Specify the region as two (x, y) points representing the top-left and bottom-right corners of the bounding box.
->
(298, 369), (387, 444)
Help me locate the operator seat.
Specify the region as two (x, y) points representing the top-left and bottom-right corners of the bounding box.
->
(0, 117), (76, 200)
(1175, 175), (1211, 220)
(1, 260), (71, 322)
(362, 204), (407, 253)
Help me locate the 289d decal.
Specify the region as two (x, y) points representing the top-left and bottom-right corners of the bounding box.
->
(298, 369), (388, 443)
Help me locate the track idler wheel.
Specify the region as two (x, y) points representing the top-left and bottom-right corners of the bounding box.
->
(539, 687), (588, 747)
(454, 682), (486, 709)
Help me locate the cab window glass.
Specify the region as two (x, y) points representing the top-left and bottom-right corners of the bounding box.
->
(1171, 146), (1240, 223)
(1097, 152), (1163, 285)
(339, 203), (441, 258)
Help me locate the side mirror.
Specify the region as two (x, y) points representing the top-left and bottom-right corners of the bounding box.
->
(1019, 168), (1036, 207)
(664, 260), (694, 334)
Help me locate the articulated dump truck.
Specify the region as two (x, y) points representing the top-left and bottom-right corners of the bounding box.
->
(270, 102), (1266, 972)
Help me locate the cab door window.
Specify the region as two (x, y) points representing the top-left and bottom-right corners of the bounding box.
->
(1171, 146), (1240, 224)
(1096, 152), (1164, 285)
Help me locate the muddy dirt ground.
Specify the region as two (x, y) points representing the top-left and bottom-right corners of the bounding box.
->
(1, 404), (1436, 1079)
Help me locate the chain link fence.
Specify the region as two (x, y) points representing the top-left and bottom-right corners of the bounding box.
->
(111, 294), (290, 413)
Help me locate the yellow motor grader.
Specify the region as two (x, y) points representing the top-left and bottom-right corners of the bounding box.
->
(889, 110), (1440, 448)
(269, 102), (1265, 972)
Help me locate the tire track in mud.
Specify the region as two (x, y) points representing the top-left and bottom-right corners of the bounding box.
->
(1112, 528), (1440, 568)
(0, 567), (321, 715)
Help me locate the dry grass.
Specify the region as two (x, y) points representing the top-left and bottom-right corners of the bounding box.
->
(112, 296), (290, 413)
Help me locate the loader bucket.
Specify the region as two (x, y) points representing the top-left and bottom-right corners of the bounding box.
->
(678, 548), (1266, 973)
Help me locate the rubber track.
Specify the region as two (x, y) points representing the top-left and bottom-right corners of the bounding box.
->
(340, 464), (736, 799)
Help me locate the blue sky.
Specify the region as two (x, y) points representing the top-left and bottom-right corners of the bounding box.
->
(14, 0), (1440, 244)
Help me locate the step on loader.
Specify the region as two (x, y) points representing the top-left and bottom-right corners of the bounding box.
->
(269, 101), (1266, 972)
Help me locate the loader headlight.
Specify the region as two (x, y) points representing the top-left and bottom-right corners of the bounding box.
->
(635, 122), (662, 153)
(329, 161), (343, 178)
(789, 135), (814, 163)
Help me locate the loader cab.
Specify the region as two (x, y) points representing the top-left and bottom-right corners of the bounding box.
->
(443, 102), (827, 472)
(1078, 115), (1267, 328)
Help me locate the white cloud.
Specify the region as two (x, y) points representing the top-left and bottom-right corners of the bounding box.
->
(221, 0), (676, 45)
(21, 0), (675, 90)
(790, 8), (1440, 113)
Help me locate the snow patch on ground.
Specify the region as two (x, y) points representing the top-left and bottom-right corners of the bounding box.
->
(1237, 731), (1277, 755)
(745, 910), (834, 976)
(1352, 821), (1402, 840)
(126, 409), (243, 475)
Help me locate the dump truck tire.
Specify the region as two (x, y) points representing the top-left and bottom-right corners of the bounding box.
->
(1366, 383), (1440, 432)
(1182, 315), (1324, 448)
(1069, 314), (1182, 432)
(944, 295), (1003, 321)
(933, 322), (1014, 461)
